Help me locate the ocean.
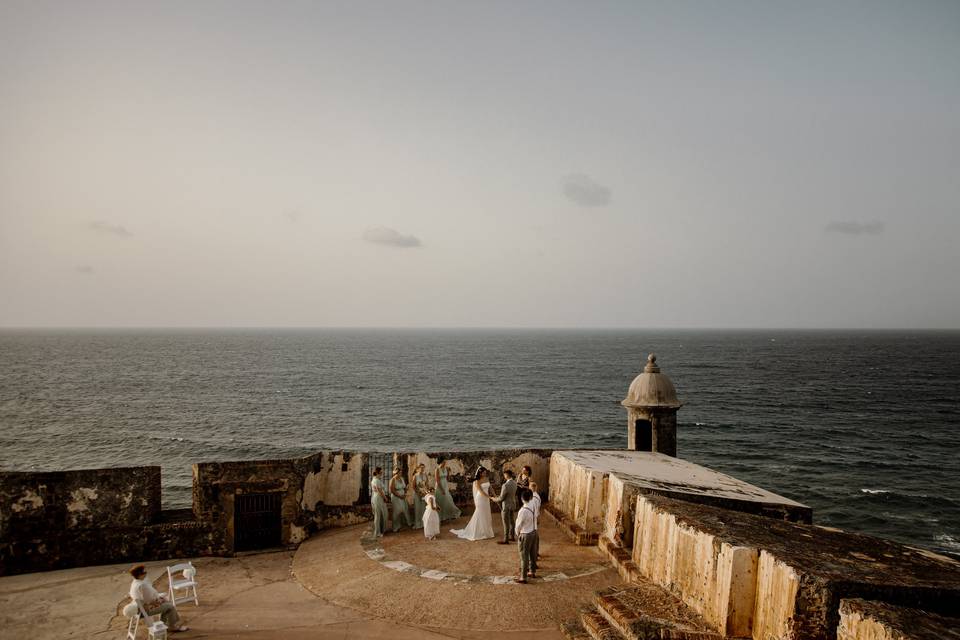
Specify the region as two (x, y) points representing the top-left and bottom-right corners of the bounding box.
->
(1, 329), (958, 555)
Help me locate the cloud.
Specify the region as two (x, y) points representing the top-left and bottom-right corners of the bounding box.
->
(561, 174), (612, 207)
(88, 220), (133, 237)
(824, 221), (885, 236)
(362, 227), (422, 248)
(75, 265), (95, 274)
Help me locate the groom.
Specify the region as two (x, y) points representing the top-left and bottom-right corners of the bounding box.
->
(491, 469), (518, 544)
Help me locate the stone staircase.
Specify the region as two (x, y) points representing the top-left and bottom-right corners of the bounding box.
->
(560, 535), (731, 640)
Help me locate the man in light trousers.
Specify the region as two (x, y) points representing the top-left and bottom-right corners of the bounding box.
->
(529, 481), (542, 561)
(514, 489), (538, 583)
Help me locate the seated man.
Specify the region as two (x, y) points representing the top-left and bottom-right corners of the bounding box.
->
(128, 564), (189, 633)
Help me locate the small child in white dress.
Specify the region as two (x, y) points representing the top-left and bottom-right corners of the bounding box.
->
(423, 493), (441, 540)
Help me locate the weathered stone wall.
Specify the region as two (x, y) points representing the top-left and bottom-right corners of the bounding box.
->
(550, 450), (811, 551)
(549, 452), (607, 536)
(632, 494), (758, 637)
(0, 466), (177, 575)
(626, 406), (677, 456)
(837, 598), (960, 640)
(603, 472), (647, 548)
(191, 448), (555, 555)
(403, 449), (553, 507)
(193, 455), (318, 551)
(2, 448), (555, 576)
(630, 493), (960, 640)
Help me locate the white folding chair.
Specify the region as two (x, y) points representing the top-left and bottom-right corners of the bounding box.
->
(122, 599), (167, 639)
(122, 600), (142, 640)
(166, 562), (199, 607)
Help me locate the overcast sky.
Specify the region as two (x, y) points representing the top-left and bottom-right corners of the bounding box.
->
(1, 1), (958, 328)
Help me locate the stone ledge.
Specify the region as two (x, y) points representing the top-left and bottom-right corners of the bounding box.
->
(560, 619), (593, 640)
(594, 583), (724, 640)
(838, 598), (960, 640)
(544, 503), (600, 546)
(579, 607), (622, 640)
(598, 536), (642, 584)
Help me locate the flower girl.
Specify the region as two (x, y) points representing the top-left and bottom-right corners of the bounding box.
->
(423, 492), (441, 540)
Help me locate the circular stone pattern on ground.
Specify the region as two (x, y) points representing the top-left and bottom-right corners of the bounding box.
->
(292, 517), (620, 631)
(367, 515), (608, 584)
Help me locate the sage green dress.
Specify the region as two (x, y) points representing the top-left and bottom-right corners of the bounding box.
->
(435, 467), (462, 521)
(370, 476), (389, 537)
(412, 472), (429, 529)
(390, 477), (411, 532)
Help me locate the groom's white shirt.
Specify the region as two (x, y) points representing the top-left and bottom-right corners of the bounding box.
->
(515, 504), (536, 537)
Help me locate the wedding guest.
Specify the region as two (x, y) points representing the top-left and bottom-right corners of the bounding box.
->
(128, 564), (189, 632)
(529, 481), (542, 560)
(422, 492), (440, 539)
(412, 463), (430, 530)
(491, 469), (518, 544)
(517, 465), (532, 496)
(389, 466), (412, 532)
(434, 458), (462, 521)
(514, 489), (537, 583)
(370, 467), (389, 537)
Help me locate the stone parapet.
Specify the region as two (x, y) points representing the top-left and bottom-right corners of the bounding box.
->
(631, 493), (960, 640)
(837, 598), (960, 640)
(1, 447), (554, 576)
(548, 450), (811, 552)
(0, 466), (165, 575)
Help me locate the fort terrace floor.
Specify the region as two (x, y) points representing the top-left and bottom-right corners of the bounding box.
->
(0, 515), (619, 639)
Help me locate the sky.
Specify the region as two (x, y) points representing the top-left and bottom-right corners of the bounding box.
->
(1, 1), (958, 329)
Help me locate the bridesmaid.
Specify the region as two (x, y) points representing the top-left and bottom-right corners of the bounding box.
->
(412, 463), (430, 530)
(434, 458), (462, 521)
(389, 466), (411, 532)
(370, 467), (389, 537)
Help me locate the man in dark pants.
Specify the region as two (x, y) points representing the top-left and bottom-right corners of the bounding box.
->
(514, 488), (537, 583)
(492, 469), (518, 544)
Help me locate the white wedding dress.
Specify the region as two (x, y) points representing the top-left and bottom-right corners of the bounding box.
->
(450, 481), (495, 541)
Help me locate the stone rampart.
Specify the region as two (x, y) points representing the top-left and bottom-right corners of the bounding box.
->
(837, 598), (960, 640)
(548, 450), (812, 548)
(631, 493), (960, 640)
(0, 466), (221, 575)
(0, 447), (553, 576)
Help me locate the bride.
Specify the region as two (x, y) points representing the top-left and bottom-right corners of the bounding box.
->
(450, 467), (495, 541)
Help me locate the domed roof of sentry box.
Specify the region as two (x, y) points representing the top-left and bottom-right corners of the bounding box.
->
(621, 354), (682, 409)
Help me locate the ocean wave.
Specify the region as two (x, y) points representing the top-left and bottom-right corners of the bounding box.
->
(857, 488), (959, 509)
(934, 533), (960, 552)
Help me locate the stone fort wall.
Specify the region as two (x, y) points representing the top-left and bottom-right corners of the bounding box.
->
(0, 448), (553, 576)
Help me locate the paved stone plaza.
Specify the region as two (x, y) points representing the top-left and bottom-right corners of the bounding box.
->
(0, 516), (618, 639)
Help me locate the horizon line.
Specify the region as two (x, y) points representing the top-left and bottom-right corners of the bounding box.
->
(1, 325), (959, 332)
